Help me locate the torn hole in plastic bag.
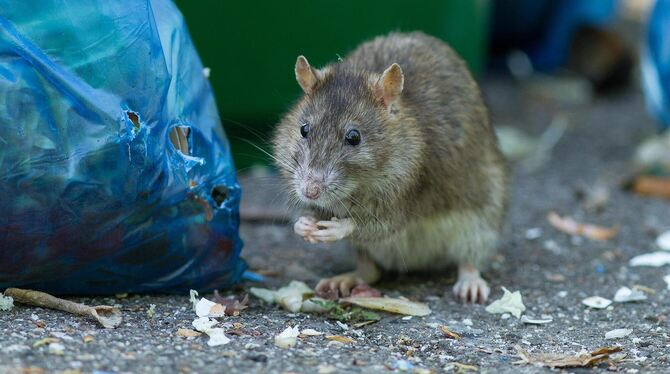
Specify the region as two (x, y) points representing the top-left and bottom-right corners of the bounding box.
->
(169, 126), (191, 156)
(211, 185), (228, 208)
(125, 110), (141, 130)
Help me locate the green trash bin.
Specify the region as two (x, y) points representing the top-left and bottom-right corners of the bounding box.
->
(175, 0), (491, 169)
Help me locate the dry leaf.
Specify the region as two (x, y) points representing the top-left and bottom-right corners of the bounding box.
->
(515, 345), (621, 368)
(440, 326), (461, 340)
(547, 212), (619, 241)
(444, 362), (478, 372)
(325, 335), (355, 344)
(340, 297), (431, 316)
(212, 291), (248, 316)
(33, 337), (59, 348)
(629, 176), (670, 199)
(176, 328), (202, 338)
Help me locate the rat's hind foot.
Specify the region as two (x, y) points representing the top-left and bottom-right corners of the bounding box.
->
(316, 272), (365, 298)
(452, 265), (490, 304)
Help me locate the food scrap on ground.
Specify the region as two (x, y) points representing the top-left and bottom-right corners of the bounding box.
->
(274, 326), (300, 348)
(629, 251), (670, 267)
(250, 281), (313, 313)
(514, 345), (623, 368)
(0, 293), (13, 311)
(657, 230), (670, 250)
(299, 329), (323, 337)
(4, 288), (121, 329)
(191, 317), (230, 346)
(605, 328), (633, 339)
(485, 287), (526, 318)
(520, 315), (553, 324)
(613, 287), (647, 303)
(582, 296), (612, 309)
(547, 212), (619, 241)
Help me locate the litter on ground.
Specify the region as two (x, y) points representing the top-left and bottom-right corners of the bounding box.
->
(582, 296), (612, 309)
(613, 287), (647, 303)
(0, 293), (13, 311)
(605, 328), (633, 339)
(4, 288), (121, 328)
(629, 251), (670, 267)
(485, 287), (526, 318)
(274, 326), (300, 348)
(547, 212), (619, 241)
(514, 345), (623, 368)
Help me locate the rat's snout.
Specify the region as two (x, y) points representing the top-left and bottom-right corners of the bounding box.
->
(302, 181), (322, 200)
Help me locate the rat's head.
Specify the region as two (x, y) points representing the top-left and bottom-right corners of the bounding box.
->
(273, 55), (405, 210)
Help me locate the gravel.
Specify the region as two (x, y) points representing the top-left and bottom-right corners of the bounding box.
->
(2, 78), (669, 374)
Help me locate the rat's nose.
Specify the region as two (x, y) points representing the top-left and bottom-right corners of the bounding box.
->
(303, 184), (322, 200)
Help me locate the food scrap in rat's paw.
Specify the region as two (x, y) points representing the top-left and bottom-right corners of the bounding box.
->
(272, 32), (508, 303)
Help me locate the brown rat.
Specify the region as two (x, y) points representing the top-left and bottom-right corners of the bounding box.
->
(272, 31), (508, 303)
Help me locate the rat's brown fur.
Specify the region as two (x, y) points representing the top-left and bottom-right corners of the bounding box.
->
(273, 32), (508, 283)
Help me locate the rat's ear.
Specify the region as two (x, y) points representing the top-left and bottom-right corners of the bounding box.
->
(374, 63), (404, 107)
(295, 56), (322, 94)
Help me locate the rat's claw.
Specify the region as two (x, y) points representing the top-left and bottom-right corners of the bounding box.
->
(310, 218), (354, 243)
(316, 272), (363, 298)
(452, 266), (490, 304)
(294, 216), (317, 238)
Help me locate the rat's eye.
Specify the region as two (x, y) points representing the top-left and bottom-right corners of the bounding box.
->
(345, 129), (361, 146)
(300, 123), (310, 138)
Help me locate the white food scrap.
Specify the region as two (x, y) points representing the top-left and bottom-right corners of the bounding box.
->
(275, 325), (300, 348)
(520, 315), (553, 324)
(195, 297), (226, 318)
(0, 293), (13, 311)
(605, 328), (632, 339)
(299, 328), (323, 336)
(582, 296), (612, 309)
(613, 287), (647, 303)
(250, 281), (313, 313)
(191, 317), (230, 346)
(629, 251), (670, 267)
(656, 230), (670, 250)
(485, 287), (526, 318)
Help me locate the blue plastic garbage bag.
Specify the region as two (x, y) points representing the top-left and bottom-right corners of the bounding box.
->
(0, 0), (245, 294)
(642, 0), (670, 130)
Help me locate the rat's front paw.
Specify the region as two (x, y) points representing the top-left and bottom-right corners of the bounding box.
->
(452, 267), (490, 304)
(294, 216), (317, 240)
(309, 218), (354, 243)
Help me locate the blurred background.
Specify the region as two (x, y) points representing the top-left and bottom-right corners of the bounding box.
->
(174, 0), (665, 170)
